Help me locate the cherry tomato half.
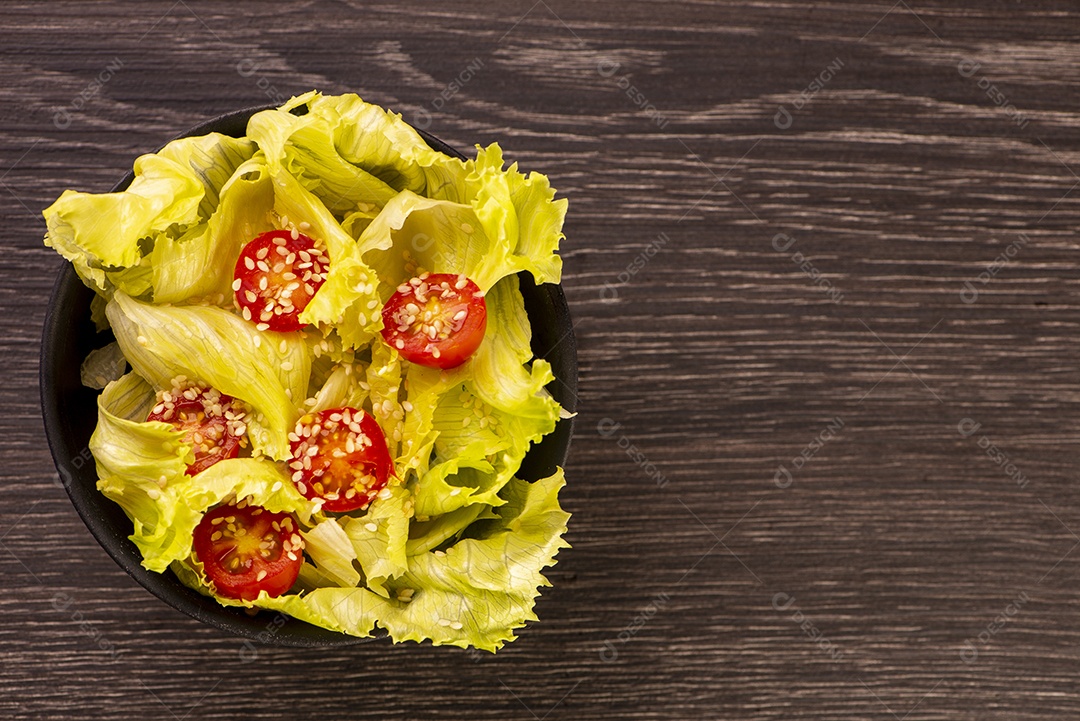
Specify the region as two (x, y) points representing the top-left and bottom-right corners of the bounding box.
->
(147, 384), (246, 476)
(380, 273), (487, 369)
(192, 501), (304, 601)
(288, 407), (394, 513)
(233, 229), (329, 332)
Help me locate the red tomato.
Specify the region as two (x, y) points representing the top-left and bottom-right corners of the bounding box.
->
(288, 407), (394, 513)
(233, 229), (329, 332)
(147, 384), (246, 475)
(380, 273), (487, 369)
(192, 501), (304, 601)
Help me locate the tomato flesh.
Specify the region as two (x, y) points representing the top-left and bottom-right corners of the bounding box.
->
(233, 229), (329, 332)
(380, 273), (487, 369)
(192, 502), (304, 601)
(147, 383), (246, 476)
(288, 407), (394, 513)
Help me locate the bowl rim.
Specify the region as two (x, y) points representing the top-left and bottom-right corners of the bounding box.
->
(39, 102), (577, 647)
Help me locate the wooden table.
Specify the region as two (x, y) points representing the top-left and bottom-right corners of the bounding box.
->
(5, 1), (1079, 718)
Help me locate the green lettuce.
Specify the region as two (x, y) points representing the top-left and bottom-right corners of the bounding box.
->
(106, 292), (309, 459)
(44, 91), (571, 652)
(44, 133), (257, 299)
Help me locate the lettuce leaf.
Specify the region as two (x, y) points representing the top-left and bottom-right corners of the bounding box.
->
(92, 371), (196, 571)
(44, 133), (257, 298)
(343, 484), (412, 596)
(380, 470), (570, 651)
(151, 154), (275, 305)
(105, 292), (309, 459)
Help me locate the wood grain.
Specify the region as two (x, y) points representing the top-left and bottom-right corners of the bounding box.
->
(5, 0), (1080, 718)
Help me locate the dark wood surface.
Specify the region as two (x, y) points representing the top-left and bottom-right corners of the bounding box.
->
(5, 1), (1080, 718)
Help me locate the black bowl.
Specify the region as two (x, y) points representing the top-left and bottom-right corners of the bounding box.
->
(40, 105), (577, 647)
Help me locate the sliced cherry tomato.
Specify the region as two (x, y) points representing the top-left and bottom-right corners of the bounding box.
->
(192, 501), (304, 601)
(288, 407), (394, 513)
(147, 383), (246, 476)
(380, 273), (487, 369)
(233, 229), (329, 332)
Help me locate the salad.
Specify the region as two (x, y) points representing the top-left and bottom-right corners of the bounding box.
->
(43, 91), (571, 651)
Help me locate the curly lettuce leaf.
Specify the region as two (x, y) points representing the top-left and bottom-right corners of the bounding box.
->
(92, 371), (195, 571)
(80, 341), (128, 390)
(268, 168), (383, 349)
(380, 469), (570, 651)
(343, 484), (412, 597)
(151, 155), (275, 305)
(301, 517), (362, 589)
(44, 133), (256, 297)
(106, 292), (309, 459)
